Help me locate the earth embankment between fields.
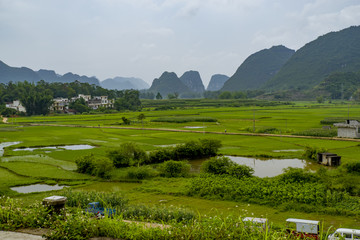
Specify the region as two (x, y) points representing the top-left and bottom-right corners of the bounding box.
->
(28, 123), (360, 142)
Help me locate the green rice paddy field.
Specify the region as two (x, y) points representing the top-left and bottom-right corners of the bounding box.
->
(1, 100), (360, 229)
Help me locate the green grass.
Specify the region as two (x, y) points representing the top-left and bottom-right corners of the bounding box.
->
(151, 116), (217, 123)
(0, 162), (90, 180)
(1, 155), (77, 170)
(0, 167), (39, 192)
(8, 100), (358, 134)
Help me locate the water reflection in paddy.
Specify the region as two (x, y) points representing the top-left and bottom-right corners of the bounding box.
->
(190, 156), (317, 178)
(11, 184), (66, 193)
(0, 141), (21, 156)
(13, 144), (94, 151)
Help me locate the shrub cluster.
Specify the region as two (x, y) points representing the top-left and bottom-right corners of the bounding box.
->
(108, 142), (147, 168)
(127, 166), (158, 180)
(276, 167), (320, 183)
(158, 160), (190, 178)
(187, 169), (360, 216)
(256, 127), (280, 134)
(302, 146), (327, 161)
(75, 154), (114, 179)
(148, 138), (222, 164)
(201, 156), (254, 179)
(107, 139), (221, 169)
(345, 162), (360, 174)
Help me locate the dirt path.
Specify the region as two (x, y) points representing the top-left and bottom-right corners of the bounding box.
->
(0, 231), (43, 240)
(29, 123), (360, 143)
(1, 115), (8, 123)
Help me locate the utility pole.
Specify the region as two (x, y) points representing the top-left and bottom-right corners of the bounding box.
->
(253, 109), (255, 133)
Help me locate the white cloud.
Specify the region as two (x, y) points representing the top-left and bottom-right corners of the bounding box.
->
(146, 27), (175, 37)
(251, 1), (360, 50)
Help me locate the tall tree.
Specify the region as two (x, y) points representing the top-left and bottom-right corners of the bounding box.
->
(156, 92), (163, 100)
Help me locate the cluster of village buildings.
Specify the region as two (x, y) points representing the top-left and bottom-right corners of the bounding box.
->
(6, 94), (114, 114)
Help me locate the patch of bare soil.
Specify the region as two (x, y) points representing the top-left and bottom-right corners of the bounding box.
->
(1, 116), (8, 123)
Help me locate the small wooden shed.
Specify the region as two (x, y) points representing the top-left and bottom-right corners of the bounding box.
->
(317, 152), (341, 166)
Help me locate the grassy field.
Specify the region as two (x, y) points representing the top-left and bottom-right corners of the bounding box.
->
(2, 100), (360, 231)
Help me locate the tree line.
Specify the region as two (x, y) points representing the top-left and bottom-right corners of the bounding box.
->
(0, 80), (141, 116)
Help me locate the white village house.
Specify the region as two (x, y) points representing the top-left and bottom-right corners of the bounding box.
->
(88, 96), (113, 110)
(5, 100), (26, 113)
(333, 120), (360, 138)
(51, 94), (114, 112)
(52, 98), (69, 112)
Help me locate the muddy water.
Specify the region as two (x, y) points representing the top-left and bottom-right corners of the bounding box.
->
(190, 156), (317, 178)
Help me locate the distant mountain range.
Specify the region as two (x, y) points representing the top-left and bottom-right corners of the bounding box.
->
(101, 77), (149, 90)
(207, 74), (229, 91)
(221, 45), (295, 91)
(2, 25), (359, 99)
(0, 61), (100, 85)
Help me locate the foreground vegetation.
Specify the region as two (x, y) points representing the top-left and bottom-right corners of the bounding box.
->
(0, 193), (334, 240)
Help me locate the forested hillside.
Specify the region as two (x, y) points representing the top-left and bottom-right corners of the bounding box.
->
(314, 71), (360, 100)
(221, 45), (294, 91)
(264, 26), (360, 90)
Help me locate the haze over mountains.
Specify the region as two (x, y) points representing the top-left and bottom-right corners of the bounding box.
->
(1, 25), (360, 99)
(207, 74), (229, 91)
(0, 60), (100, 85)
(101, 77), (149, 90)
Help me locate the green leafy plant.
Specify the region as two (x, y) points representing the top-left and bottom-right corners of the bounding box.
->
(302, 146), (327, 161)
(108, 142), (148, 168)
(201, 156), (236, 175)
(127, 166), (158, 180)
(158, 160), (190, 178)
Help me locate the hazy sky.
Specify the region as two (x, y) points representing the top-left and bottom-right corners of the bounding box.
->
(1, 0), (360, 87)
